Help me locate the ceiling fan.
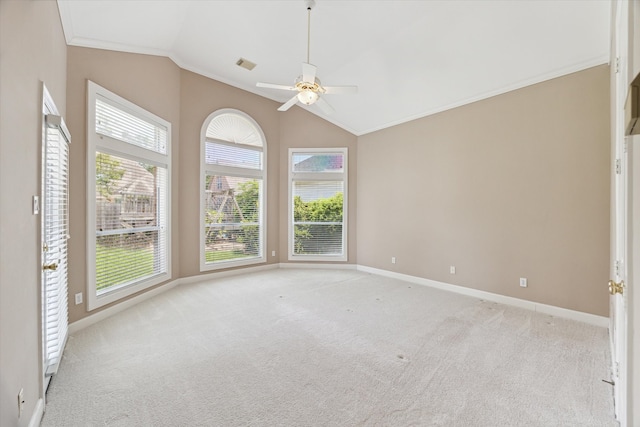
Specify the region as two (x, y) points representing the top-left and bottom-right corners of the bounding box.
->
(256, 0), (357, 114)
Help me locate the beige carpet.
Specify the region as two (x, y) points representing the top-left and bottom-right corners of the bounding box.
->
(41, 269), (616, 426)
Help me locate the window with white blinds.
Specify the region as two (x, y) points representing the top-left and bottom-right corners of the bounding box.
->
(42, 86), (71, 381)
(201, 110), (266, 270)
(288, 148), (348, 261)
(87, 81), (171, 310)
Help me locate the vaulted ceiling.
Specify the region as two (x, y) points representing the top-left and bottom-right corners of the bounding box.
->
(57, 0), (611, 136)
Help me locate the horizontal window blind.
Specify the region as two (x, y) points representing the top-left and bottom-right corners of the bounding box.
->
(201, 110), (265, 269)
(293, 181), (344, 256)
(95, 152), (167, 294)
(204, 174), (261, 263)
(88, 81), (171, 310)
(96, 97), (168, 154)
(205, 139), (262, 170)
(43, 114), (70, 375)
(289, 149), (347, 260)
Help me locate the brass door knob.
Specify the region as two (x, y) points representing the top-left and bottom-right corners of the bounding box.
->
(43, 262), (58, 271)
(608, 280), (624, 295)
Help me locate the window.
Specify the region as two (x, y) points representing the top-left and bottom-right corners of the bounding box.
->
(288, 148), (347, 261)
(201, 110), (266, 270)
(87, 81), (171, 310)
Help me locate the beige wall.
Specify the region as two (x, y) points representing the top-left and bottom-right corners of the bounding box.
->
(357, 65), (611, 316)
(0, 1), (68, 425)
(65, 47), (182, 323)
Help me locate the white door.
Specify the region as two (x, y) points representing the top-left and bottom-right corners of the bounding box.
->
(41, 85), (71, 396)
(610, 2), (629, 423)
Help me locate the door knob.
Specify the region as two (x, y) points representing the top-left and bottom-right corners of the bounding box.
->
(608, 280), (624, 295)
(42, 262), (58, 271)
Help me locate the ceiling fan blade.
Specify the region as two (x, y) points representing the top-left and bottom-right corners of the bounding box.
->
(322, 85), (358, 95)
(302, 62), (317, 83)
(278, 94), (300, 112)
(315, 96), (335, 115)
(257, 82), (296, 91)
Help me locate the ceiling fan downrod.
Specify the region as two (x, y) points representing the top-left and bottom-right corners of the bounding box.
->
(305, 0), (315, 64)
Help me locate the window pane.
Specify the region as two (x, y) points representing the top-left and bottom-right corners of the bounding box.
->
(95, 152), (167, 293)
(96, 98), (168, 154)
(293, 180), (344, 255)
(205, 140), (262, 169)
(204, 174), (261, 263)
(292, 153), (344, 173)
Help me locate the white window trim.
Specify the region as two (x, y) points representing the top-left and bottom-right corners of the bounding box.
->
(86, 81), (172, 311)
(199, 109), (267, 271)
(288, 147), (348, 262)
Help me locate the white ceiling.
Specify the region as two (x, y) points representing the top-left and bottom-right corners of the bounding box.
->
(57, 0), (611, 136)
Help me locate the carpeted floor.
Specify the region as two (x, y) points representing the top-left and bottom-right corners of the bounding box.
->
(41, 269), (616, 426)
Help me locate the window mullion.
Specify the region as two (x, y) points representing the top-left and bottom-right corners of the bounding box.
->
(96, 135), (168, 167)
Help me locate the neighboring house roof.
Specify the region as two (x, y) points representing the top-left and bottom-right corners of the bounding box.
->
(294, 154), (343, 172)
(207, 175), (246, 193)
(113, 158), (155, 197)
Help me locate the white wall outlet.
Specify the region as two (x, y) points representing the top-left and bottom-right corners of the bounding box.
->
(520, 278), (528, 288)
(75, 292), (83, 305)
(32, 195), (39, 215)
(271, 250), (276, 257)
(450, 266), (456, 274)
(391, 257), (396, 264)
(17, 388), (24, 418)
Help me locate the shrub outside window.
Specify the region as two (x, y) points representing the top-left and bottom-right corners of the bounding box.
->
(288, 148), (347, 261)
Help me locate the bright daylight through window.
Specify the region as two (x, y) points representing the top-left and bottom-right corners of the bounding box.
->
(87, 81), (170, 310)
(289, 148), (347, 261)
(201, 110), (266, 270)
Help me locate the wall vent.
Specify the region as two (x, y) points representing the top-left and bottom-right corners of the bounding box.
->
(236, 58), (257, 71)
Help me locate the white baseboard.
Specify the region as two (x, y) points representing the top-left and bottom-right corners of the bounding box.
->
(70, 263), (608, 334)
(357, 265), (609, 328)
(69, 279), (180, 334)
(178, 263), (278, 286)
(279, 262), (357, 270)
(28, 398), (44, 427)
(69, 264), (279, 334)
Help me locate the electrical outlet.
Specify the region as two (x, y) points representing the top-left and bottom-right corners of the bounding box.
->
(450, 266), (456, 274)
(520, 278), (528, 288)
(75, 293), (83, 305)
(391, 257), (396, 264)
(32, 196), (39, 215)
(17, 388), (24, 418)
(271, 250), (276, 257)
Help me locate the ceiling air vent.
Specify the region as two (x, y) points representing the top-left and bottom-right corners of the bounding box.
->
(236, 58), (257, 71)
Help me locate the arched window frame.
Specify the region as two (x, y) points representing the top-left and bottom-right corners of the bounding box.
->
(200, 109), (267, 271)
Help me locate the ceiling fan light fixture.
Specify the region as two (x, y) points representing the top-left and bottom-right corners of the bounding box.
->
(297, 89), (319, 105)
(256, 0), (356, 113)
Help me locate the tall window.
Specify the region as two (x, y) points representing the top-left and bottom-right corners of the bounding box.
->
(87, 81), (171, 310)
(288, 148), (347, 261)
(201, 109), (266, 270)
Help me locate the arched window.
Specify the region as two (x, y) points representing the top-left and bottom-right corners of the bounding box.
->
(200, 109), (266, 270)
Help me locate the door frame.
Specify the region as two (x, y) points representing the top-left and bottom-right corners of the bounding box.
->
(40, 84), (71, 399)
